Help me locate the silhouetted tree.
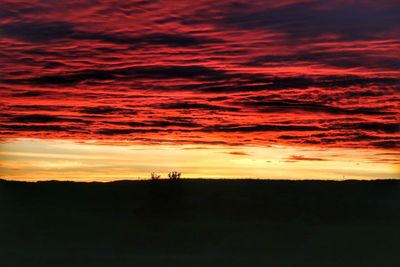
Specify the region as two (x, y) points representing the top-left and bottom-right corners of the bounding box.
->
(168, 171), (181, 180)
(150, 172), (160, 180)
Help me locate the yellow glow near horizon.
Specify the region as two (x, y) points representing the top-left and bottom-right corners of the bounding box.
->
(0, 138), (398, 181)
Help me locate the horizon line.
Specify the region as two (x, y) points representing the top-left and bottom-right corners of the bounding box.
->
(1, 177), (399, 184)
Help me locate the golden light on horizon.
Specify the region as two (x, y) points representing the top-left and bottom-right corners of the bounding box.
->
(0, 138), (398, 182)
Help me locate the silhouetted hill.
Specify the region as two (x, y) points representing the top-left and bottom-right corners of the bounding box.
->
(1, 179), (399, 267)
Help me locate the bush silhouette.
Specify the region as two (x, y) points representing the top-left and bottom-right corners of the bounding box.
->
(168, 171), (181, 180)
(150, 172), (161, 180)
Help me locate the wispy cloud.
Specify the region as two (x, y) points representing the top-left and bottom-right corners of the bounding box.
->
(287, 155), (328, 162)
(0, 0), (399, 151)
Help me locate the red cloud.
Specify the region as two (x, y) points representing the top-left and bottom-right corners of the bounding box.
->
(287, 155), (328, 161)
(0, 0), (399, 150)
(227, 151), (251, 156)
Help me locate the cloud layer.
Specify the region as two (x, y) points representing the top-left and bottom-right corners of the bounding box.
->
(1, 0), (399, 150)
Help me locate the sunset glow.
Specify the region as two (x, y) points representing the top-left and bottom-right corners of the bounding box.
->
(0, 139), (398, 181)
(0, 0), (399, 181)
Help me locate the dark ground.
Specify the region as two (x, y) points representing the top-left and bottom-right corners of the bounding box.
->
(1, 178), (399, 267)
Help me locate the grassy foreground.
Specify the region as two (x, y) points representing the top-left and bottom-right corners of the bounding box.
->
(1, 179), (399, 267)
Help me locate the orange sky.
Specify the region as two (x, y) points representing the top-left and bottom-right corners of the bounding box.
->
(0, 0), (399, 180)
(1, 139), (398, 181)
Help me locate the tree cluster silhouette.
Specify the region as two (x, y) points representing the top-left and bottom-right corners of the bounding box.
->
(150, 172), (161, 180)
(150, 171), (182, 180)
(168, 171), (181, 180)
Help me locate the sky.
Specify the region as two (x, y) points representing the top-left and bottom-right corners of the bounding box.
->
(0, 0), (399, 181)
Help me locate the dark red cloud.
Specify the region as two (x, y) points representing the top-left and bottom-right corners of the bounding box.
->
(287, 155), (327, 161)
(0, 0), (399, 149)
(227, 151), (251, 156)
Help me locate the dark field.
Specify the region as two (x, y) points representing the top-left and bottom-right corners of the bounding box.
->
(1, 179), (399, 267)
